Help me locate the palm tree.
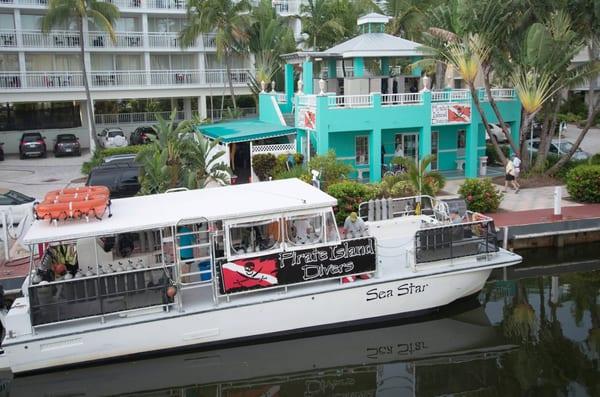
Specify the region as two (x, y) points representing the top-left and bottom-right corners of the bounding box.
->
(300, 0), (345, 51)
(136, 111), (231, 194)
(180, 0), (253, 111)
(394, 154), (444, 196)
(42, 0), (119, 151)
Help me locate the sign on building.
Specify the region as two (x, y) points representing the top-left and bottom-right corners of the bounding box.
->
(298, 108), (317, 130)
(432, 103), (471, 124)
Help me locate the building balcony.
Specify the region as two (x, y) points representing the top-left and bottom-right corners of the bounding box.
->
(0, 68), (252, 91)
(87, 31), (144, 49)
(0, 29), (17, 47)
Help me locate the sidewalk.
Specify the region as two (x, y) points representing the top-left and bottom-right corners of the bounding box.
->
(442, 179), (581, 212)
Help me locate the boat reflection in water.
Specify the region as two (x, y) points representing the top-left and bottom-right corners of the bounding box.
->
(4, 300), (513, 397)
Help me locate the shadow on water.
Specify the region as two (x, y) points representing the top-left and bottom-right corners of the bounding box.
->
(2, 244), (599, 396)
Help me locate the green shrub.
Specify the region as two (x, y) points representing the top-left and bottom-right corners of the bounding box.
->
(544, 153), (588, 181)
(425, 171), (446, 195)
(275, 164), (311, 182)
(307, 150), (353, 189)
(566, 165), (600, 203)
(485, 144), (510, 165)
(252, 153), (277, 181)
(458, 178), (503, 213)
(589, 153), (600, 165)
(327, 181), (377, 225)
(81, 145), (145, 175)
(375, 174), (415, 198)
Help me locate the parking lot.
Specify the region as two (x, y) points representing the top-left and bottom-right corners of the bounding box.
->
(0, 151), (90, 199)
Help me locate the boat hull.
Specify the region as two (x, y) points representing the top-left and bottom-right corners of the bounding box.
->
(1, 267), (497, 374)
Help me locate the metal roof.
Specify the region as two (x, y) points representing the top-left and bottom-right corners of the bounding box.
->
(23, 179), (337, 244)
(323, 33), (424, 58)
(196, 119), (296, 144)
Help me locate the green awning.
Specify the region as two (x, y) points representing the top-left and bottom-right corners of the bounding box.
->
(196, 119), (296, 144)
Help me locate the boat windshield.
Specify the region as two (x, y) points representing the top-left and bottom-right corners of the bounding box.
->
(229, 219), (281, 256)
(286, 214), (324, 246)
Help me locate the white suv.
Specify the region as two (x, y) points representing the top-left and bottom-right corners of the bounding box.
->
(98, 128), (128, 149)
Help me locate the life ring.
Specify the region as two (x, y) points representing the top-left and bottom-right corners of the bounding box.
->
(34, 185), (111, 221)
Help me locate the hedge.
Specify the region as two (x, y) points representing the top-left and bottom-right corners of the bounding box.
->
(566, 165), (600, 203)
(81, 145), (145, 175)
(458, 178), (503, 213)
(326, 181), (377, 225)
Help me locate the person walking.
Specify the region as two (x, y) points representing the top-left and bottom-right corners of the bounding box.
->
(512, 155), (521, 187)
(504, 159), (519, 193)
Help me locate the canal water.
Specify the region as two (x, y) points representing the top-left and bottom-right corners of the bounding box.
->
(3, 243), (600, 396)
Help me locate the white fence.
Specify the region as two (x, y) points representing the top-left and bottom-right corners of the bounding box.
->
(298, 95), (316, 108)
(95, 111), (185, 125)
(21, 30), (79, 47)
(251, 142), (296, 155)
(25, 71), (85, 88)
(87, 31), (144, 48)
(381, 93), (422, 106)
(327, 94), (373, 109)
(0, 30), (17, 47)
(275, 92), (287, 104)
(431, 89), (470, 102)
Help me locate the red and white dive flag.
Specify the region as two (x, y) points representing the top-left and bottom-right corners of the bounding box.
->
(221, 257), (279, 293)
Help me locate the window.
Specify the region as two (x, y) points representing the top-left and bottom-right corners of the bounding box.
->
(286, 214), (323, 246)
(0, 14), (14, 29)
(229, 219), (281, 256)
(324, 211), (340, 243)
(0, 53), (18, 71)
(355, 136), (369, 165)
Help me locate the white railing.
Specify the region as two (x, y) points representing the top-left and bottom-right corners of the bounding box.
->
(203, 33), (217, 49)
(147, 32), (187, 48)
(336, 66), (354, 77)
(272, 0), (302, 15)
(26, 71), (84, 88)
(381, 93), (422, 106)
(0, 72), (22, 89)
(21, 29), (80, 47)
(91, 70), (146, 87)
(103, 0), (141, 8)
(95, 110), (185, 125)
(145, 0), (186, 9)
(2, 0), (49, 6)
(327, 94), (373, 109)
(490, 88), (515, 99)
(0, 69), (252, 90)
(431, 89), (470, 102)
(87, 31), (143, 48)
(298, 94), (316, 108)
(251, 142), (296, 155)
(275, 92), (287, 104)
(0, 30), (17, 47)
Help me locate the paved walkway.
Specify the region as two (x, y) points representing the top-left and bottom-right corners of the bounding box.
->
(488, 204), (600, 228)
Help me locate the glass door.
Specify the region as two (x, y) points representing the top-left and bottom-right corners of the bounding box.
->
(431, 131), (439, 170)
(402, 133), (419, 165)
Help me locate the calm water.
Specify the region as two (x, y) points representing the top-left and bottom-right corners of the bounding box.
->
(4, 244), (600, 397)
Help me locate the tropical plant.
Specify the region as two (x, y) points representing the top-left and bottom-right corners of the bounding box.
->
(384, 0), (438, 41)
(252, 153), (278, 181)
(393, 154), (445, 196)
(326, 180), (377, 225)
(565, 164), (600, 203)
(42, 0), (119, 150)
(307, 150), (353, 189)
(136, 111), (231, 194)
(180, 0), (253, 110)
(81, 145), (145, 174)
(300, 0), (346, 50)
(458, 178), (503, 213)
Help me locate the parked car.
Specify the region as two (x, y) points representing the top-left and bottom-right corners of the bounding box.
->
(102, 153), (137, 164)
(0, 188), (35, 223)
(525, 138), (590, 161)
(486, 123), (510, 143)
(19, 132), (47, 159)
(130, 126), (158, 145)
(97, 127), (128, 149)
(0, 142), (4, 161)
(86, 160), (141, 198)
(53, 133), (81, 157)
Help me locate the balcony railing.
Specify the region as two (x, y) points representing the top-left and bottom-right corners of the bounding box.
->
(21, 29), (80, 47)
(382, 93), (422, 106)
(95, 110), (185, 125)
(148, 32), (181, 48)
(327, 94), (373, 109)
(0, 29), (17, 47)
(431, 89), (470, 102)
(0, 0), (49, 6)
(272, 0), (303, 15)
(88, 31), (143, 48)
(203, 33), (216, 49)
(0, 69), (252, 90)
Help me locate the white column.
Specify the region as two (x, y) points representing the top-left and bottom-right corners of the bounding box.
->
(183, 97), (192, 119)
(170, 97), (177, 111)
(142, 13), (151, 85)
(198, 95), (207, 119)
(14, 9), (27, 88)
(198, 52), (206, 85)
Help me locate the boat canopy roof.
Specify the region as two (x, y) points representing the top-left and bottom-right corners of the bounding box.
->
(24, 179), (337, 245)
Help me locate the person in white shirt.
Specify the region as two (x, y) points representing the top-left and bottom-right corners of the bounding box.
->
(343, 212), (368, 238)
(504, 159), (520, 193)
(512, 155), (521, 184)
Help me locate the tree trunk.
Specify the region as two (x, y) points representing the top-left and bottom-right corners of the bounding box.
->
(79, 18), (98, 151)
(435, 61), (446, 91)
(482, 66), (519, 155)
(533, 97), (561, 171)
(518, 112), (537, 171)
(545, 101), (600, 176)
(468, 84), (508, 165)
(587, 43), (598, 116)
(225, 50), (238, 110)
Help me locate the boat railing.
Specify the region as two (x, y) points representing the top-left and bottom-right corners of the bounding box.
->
(358, 195), (450, 223)
(414, 215), (498, 264)
(28, 264), (176, 327)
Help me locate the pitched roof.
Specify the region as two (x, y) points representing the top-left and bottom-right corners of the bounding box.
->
(323, 33), (424, 58)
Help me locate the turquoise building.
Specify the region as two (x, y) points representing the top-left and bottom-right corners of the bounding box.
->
(258, 13), (522, 182)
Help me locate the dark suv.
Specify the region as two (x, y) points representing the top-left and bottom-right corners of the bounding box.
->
(19, 132), (47, 159)
(54, 133), (81, 157)
(130, 126), (158, 145)
(86, 160), (141, 199)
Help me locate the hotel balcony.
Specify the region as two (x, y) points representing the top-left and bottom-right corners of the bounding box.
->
(0, 68), (251, 90)
(0, 29), (217, 50)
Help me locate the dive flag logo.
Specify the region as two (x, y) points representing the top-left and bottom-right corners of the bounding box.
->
(221, 256), (279, 293)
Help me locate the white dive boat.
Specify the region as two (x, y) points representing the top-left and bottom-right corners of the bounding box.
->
(0, 178), (521, 374)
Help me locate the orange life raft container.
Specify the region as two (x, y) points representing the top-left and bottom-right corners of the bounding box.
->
(34, 186), (112, 221)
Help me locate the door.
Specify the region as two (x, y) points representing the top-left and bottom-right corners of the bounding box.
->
(431, 131), (439, 170)
(402, 133), (419, 165)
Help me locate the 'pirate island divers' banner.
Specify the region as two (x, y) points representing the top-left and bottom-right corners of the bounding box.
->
(219, 237), (377, 294)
